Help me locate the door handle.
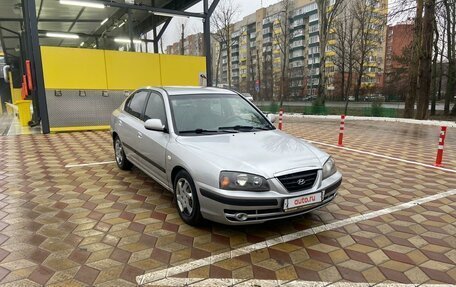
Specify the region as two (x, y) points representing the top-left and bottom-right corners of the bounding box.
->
(138, 132), (143, 139)
(118, 120), (123, 126)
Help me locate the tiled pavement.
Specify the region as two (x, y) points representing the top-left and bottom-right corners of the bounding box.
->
(0, 118), (455, 286)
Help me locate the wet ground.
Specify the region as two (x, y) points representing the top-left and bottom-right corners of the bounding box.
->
(0, 118), (455, 286)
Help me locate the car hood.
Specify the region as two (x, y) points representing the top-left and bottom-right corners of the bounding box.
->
(176, 130), (327, 178)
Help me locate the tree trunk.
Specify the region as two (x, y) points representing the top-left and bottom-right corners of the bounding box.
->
(257, 48), (261, 100)
(279, 45), (288, 107)
(215, 46), (222, 86)
(404, 0), (424, 118)
(344, 64), (353, 115)
(317, 32), (327, 105)
(354, 57), (365, 101)
(444, 0), (453, 114)
(340, 51), (345, 102)
(280, 63), (286, 107)
(451, 4), (456, 115)
(437, 24), (445, 101)
(226, 26), (232, 88)
(430, 20), (439, 116)
(180, 24), (185, 55)
(415, 0), (435, 120)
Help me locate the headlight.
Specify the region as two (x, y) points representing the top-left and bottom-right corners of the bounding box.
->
(219, 171), (270, 191)
(322, 157), (337, 179)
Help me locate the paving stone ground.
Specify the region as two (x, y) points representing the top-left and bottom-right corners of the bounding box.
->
(0, 118), (455, 286)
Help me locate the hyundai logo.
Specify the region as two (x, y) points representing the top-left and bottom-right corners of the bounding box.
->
(297, 179), (306, 185)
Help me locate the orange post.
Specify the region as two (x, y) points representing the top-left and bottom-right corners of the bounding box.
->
(278, 108), (284, 130)
(434, 126), (447, 167)
(338, 115), (345, 147)
(26, 60), (33, 91)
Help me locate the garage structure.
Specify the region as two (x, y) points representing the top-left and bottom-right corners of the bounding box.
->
(0, 0), (220, 134)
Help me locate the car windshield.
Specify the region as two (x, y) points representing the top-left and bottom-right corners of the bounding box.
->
(170, 94), (274, 135)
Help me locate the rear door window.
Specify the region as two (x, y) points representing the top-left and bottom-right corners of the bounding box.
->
(124, 91), (149, 120)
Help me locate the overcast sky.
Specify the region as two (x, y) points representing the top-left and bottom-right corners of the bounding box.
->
(159, 0), (281, 48)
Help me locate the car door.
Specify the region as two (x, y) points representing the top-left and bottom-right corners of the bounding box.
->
(116, 90), (149, 164)
(136, 91), (170, 184)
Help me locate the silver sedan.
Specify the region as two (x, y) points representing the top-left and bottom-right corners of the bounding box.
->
(111, 87), (342, 225)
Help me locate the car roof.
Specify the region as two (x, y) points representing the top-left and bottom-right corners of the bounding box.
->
(141, 86), (238, 96)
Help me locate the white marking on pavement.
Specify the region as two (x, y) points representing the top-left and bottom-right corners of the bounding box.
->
(65, 161), (115, 168)
(137, 189), (456, 285)
(308, 140), (456, 173)
(143, 278), (453, 287)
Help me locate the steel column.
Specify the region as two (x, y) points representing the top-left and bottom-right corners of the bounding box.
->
(24, 0), (50, 133)
(202, 0), (220, 87)
(156, 18), (171, 42)
(128, 10), (134, 52)
(203, 0), (212, 86)
(21, 0), (41, 125)
(152, 0), (158, 53)
(152, 18), (158, 53)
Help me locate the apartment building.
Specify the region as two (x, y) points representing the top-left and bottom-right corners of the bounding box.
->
(166, 33), (205, 56)
(166, 0), (387, 100)
(384, 22), (413, 78)
(383, 21), (413, 99)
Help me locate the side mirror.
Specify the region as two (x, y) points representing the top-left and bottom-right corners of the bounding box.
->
(267, 114), (276, 123)
(145, 119), (165, 132)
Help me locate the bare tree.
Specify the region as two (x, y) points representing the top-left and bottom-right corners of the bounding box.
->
(262, 48), (274, 101)
(315, 0), (344, 105)
(214, 42), (222, 86)
(404, 0), (424, 118)
(331, 9), (358, 114)
(443, 0), (456, 115)
(352, 0), (384, 102)
(271, 0), (293, 107)
(430, 18), (440, 116)
(212, 0), (240, 88)
(175, 19), (188, 55)
(415, 0), (436, 119)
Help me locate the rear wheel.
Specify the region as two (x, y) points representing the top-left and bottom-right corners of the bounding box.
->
(114, 136), (132, 170)
(174, 170), (203, 226)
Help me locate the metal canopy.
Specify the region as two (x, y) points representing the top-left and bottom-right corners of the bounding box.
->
(1, 0), (219, 134)
(0, 0), (202, 57)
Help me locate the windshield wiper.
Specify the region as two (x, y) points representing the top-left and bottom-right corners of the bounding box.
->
(218, 125), (272, 131)
(179, 128), (238, 134)
(179, 129), (219, 134)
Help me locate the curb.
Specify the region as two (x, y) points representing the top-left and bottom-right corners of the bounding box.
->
(282, 114), (456, 128)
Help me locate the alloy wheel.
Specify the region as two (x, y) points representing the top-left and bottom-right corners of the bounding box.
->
(176, 178), (194, 215)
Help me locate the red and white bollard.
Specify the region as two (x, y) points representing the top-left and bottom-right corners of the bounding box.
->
(338, 115), (346, 147)
(434, 126), (447, 167)
(278, 108), (284, 130)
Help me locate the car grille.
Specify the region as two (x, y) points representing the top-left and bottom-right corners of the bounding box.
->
(277, 170), (318, 192)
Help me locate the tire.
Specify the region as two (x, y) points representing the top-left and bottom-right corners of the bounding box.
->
(114, 136), (133, 170)
(174, 170), (203, 226)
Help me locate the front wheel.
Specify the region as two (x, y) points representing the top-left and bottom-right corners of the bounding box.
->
(114, 136), (132, 170)
(174, 170), (203, 226)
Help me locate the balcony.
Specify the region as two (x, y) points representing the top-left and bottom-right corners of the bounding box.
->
(292, 31), (305, 38)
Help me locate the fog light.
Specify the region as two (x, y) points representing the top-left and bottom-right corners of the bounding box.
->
(235, 213), (248, 221)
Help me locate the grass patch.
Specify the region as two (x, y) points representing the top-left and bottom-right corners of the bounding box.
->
(259, 105), (400, 117)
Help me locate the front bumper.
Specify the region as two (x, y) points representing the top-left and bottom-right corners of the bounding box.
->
(196, 172), (342, 225)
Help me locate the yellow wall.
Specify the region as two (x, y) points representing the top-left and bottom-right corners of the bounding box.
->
(159, 54), (206, 86)
(41, 46), (108, 90)
(40, 47), (206, 90)
(105, 50), (162, 90)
